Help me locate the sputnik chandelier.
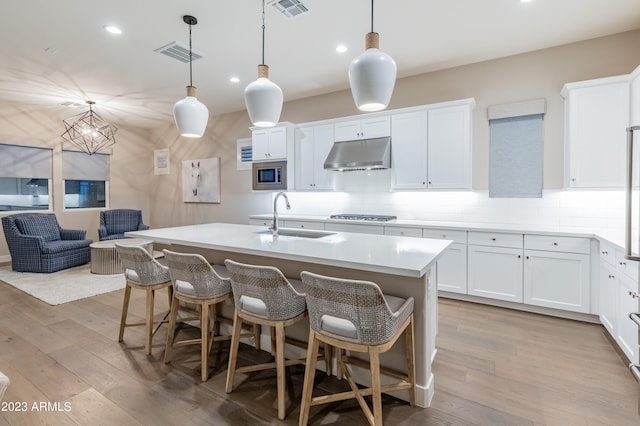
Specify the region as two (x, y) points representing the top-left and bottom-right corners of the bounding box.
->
(61, 100), (117, 155)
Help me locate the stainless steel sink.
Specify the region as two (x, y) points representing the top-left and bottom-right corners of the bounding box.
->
(256, 228), (336, 238)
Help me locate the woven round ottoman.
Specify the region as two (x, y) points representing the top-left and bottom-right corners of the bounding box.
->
(90, 238), (153, 275)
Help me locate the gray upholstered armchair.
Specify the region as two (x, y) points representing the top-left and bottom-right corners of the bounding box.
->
(98, 209), (149, 241)
(1, 213), (92, 273)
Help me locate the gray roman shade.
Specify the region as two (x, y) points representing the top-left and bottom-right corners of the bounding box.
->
(488, 99), (545, 198)
(0, 144), (52, 178)
(62, 150), (110, 181)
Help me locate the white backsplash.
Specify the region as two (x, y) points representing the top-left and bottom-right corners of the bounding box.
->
(279, 170), (627, 238)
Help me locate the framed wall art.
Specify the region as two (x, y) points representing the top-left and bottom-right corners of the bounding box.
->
(182, 157), (221, 203)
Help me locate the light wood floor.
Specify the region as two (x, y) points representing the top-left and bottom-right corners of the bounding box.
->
(0, 276), (638, 425)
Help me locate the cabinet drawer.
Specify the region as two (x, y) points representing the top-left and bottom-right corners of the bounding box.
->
(384, 226), (422, 238)
(615, 247), (640, 280)
(325, 222), (384, 235)
(599, 239), (617, 265)
(282, 220), (325, 231)
(468, 231), (523, 249)
(524, 235), (590, 254)
(422, 228), (467, 244)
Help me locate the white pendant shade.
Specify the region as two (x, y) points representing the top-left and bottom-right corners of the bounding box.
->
(173, 86), (209, 138)
(349, 44), (397, 112)
(244, 66), (283, 127)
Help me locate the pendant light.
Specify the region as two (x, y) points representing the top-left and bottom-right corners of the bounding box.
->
(244, 0), (283, 127)
(348, 0), (397, 112)
(173, 15), (209, 138)
(61, 101), (117, 155)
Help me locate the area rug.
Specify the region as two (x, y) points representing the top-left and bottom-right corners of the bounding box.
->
(0, 263), (125, 306)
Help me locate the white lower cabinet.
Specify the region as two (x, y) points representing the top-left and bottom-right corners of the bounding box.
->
(434, 243), (467, 294)
(423, 228), (467, 294)
(523, 235), (591, 313)
(617, 272), (639, 363)
(523, 250), (590, 313)
(599, 260), (617, 335)
(598, 241), (639, 364)
(468, 245), (523, 303)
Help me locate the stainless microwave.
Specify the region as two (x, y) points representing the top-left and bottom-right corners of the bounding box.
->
(252, 160), (287, 191)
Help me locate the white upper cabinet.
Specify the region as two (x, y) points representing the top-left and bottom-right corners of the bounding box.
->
(562, 76), (631, 188)
(333, 115), (391, 141)
(631, 65), (640, 126)
(427, 104), (472, 189)
(252, 124), (293, 161)
(391, 110), (428, 189)
(391, 100), (473, 190)
(294, 124), (334, 190)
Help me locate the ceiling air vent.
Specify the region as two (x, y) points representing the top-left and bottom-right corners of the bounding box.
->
(269, 0), (310, 18)
(154, 41), (203, 63)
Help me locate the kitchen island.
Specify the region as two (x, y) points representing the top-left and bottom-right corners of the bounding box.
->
(126, 222), (451, 407)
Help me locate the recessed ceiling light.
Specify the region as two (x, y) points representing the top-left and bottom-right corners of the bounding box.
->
(104, 25), (122, 35)
(230, 76), (240, 83)
(336, 44), (348, 53)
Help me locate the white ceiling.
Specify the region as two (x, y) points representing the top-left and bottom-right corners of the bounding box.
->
(1, 0), (639, 130)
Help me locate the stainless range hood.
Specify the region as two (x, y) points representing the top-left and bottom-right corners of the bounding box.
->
(323, 137), (391, 171)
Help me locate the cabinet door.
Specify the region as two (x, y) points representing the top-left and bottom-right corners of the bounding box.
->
(523, 250), (590, 313)
(427, 104), (471, 189)
(391, 111), (428, 189)
(267, 127), (288, 159)
(566, 81), (630, 188)
(599, 261), (618, 335)
(361, 116), (391, 138)
(312, 125), (334, 189)
(617, 273), (639, 364)
(295, 127), (316, 190)
(436, 242), (467, 294)
(334, 120), (361, 141)
(468, 245), (523, 302)
(252, 129), (270, 161)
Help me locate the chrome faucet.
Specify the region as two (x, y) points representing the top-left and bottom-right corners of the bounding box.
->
(270, 192), (291, 236)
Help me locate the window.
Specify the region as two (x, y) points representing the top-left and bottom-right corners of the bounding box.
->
(0, 144), (52, 211)
(488, 99), (545, 198)
(63, 151), (109, 209)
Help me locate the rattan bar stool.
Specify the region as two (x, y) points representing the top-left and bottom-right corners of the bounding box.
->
(299, 271), (416, 426)
(162, 249), (239, 381)
(223, 259), (309, 420)
(115, 243), (173, 355)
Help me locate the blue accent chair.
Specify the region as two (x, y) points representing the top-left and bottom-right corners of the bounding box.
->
(98, 209), (149, 241)
(1, 213), (92, 273)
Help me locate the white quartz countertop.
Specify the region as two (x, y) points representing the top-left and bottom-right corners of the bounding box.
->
(249, 213), (628, 248)
(126, 223), (451, 278)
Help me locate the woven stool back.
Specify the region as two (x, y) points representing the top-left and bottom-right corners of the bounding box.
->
(224, 259), (306, 321)
(301, 271), (414, 345)
(115, 243), (170, 285)
(163, 250), (231, 298)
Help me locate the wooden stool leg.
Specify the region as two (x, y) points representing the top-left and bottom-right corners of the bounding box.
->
(275, 322), (287, 420)
(299, 329), (320, 426)
(253, 324), (261, 350)
(201, 301), (210, 381)
(164, 294), (180, 363)
(270, 326), (276, 356)
(336, 347), (343, 380)
(145, 288), (155, 355)
(118, 284), (132, 342)
(324, 343), (332, 376)
(225, 310), (243, 393)
(370, 349), (383, 426)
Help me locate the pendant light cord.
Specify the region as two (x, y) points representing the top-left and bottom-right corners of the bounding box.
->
(188, 21), (193, 86)
(370, 0), (374, 32)
(261, 0), (266, 65)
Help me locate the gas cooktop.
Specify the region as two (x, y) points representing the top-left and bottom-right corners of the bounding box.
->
(329, 214), (397, 222)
